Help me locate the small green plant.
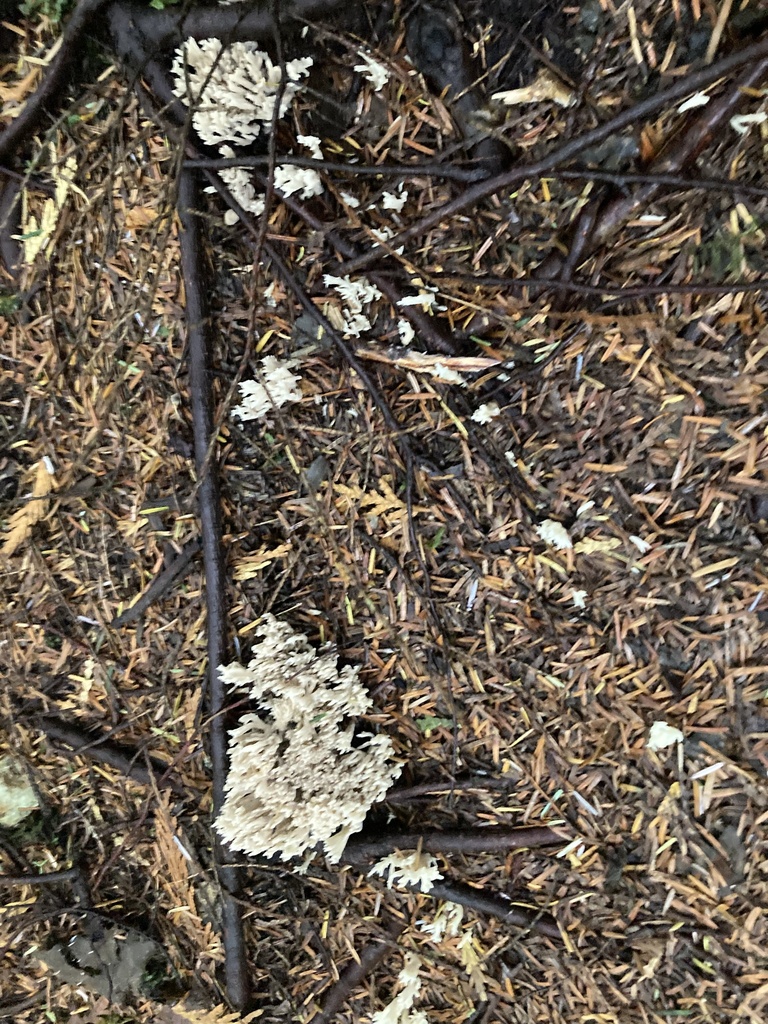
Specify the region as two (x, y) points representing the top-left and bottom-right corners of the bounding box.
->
(19, 0), (73, 25)
(414, 715), (453, 735)
(0, 294), (20, 317)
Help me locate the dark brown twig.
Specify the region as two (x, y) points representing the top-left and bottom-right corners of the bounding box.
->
(309, 917), (406, 1024)
(0, 868), (82, 886)
(0, 992), (47, 1019)
(183, 154), (488, 182)
(0, 177), (21, 280)
(110, 538), (201, 627)
(536, 55), (768, 282)
(339, 33), (768, 276)
(0, 0), (111, 164)
(384, 776), (515, 803)
(178, 168), (249, 1011)
(37, 716), (184, 793)
(431, 271), (768, 300)
(107, 0), (344, 51)
(428, 880), (561, 939)
(556, 168), (768, 202)
(343, 825), (564, 861)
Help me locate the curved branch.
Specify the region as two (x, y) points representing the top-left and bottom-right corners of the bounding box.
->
(428, 880), (561, 939)
(108, 0), (343, 52)
(0, 0), (111, 164)
(38, 716), (184, 794)
(338, 32), (768, 276)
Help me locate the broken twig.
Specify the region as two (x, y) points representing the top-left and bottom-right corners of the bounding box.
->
(338, 34), (768, 276)
(178, 168), (249, 1011)
(110, 538), (201, 627)
(309, 917), (406, 1024)
(344, 825), (564, 861)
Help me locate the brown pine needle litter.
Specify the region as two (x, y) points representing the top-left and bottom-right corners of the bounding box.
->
(2, 1), (768, 1023)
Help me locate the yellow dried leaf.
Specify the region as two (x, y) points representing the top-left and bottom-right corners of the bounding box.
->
(124, 205), (159, 231)
(20, 152), (79, 264)
(0, 66), (40, 105)
(1, 461), (54, 557)
(233, 543), (291, 581)
(573, 536), (622, 556)
(164, 1001), (263, 1024)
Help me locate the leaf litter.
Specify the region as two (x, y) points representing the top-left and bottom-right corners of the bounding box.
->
(2, 1), (768, 1023)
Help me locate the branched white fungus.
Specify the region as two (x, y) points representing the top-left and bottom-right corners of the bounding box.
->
(215, 615), (401, 861)
(535, 519), (573, 551)
(398, 319), (416, 346)
(172, 39), (319, 219)
(216, 146), (265, 225)
(323, 274), (382, 338)
(471, 401), (501, 424)
(171, 39), (312, 148)
(371, 953), (428, 1024)
(354, 52), (391, 92)
(381, 189), (408, 213)
(296, 134), (324, 160)
(231, 356), (302, 422)
(369, 849), (443, 892)
(272, 164), (324, 199)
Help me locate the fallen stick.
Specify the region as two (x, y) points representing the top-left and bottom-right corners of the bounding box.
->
(184, 154), (488, 183)
(432, 271), (768, 301)
(0, 0), (111, 164)
(535, 55), (768, 282)
(428, 880), (561, 939)
(178, 168), (249, 1011)
(107, 0), (343, 50)
(38, 716), (184, 794)
(343, 825), (564, 861)
(338, 32), (768, 276)
(555, 168), (768, 202)
(110, 538), (201, 627)
(309, 917), (405, 1024)
(0, 868), (82, 886)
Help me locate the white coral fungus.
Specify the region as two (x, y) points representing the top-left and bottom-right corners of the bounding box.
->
(647, 721), (684, 752)
(370, 849), (443, 892)
(471, 401), (501, 424)
(429, 362), (466, 386)
(418, 901), (464, 941)
(354, 52), (391, 92)
(398, 319), (416, 346)
(231, 356), (302, 421)
(215, 615), (401, 861)
(535, 519), (573, 551)
(273, 164), (324, 199)
(171, 39), (312, 148)
(323, 274), (382, 338)
(371, 953), (427, 1024)
(297, 134), (324, 160)
(215, 145), (265, 224)
(381, 189), (408, 212)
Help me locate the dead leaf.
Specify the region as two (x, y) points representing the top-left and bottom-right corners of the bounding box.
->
(37, 925), (168, 1003)
(573, 536), (622, 556)
(158, 1002), (263, 1024)
(492, 69), (575, 108)
(125, 206), (160, 232)
(1, 460), (54, 557)
(232, 542), (291, 581)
